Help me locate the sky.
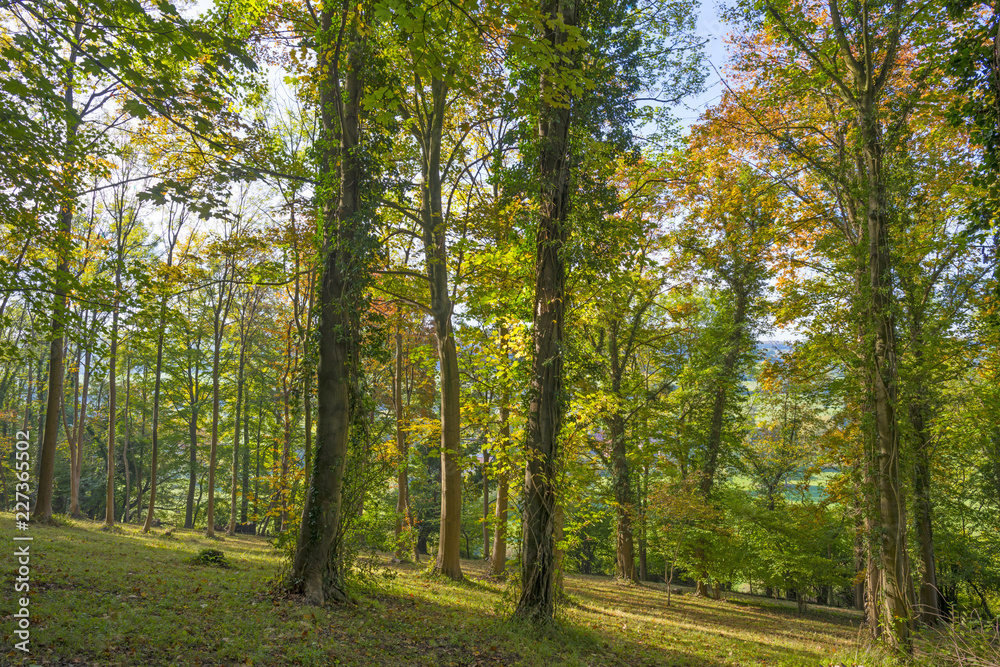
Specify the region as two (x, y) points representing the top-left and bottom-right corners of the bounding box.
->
(679, 0), (732, 131)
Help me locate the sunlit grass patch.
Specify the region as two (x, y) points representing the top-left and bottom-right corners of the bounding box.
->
(2, 513), (863, 666)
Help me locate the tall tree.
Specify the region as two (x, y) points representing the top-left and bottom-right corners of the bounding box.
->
(143, 203), (186, 533)
(290, 0), (376, 604)
(515, 0), (579, 622)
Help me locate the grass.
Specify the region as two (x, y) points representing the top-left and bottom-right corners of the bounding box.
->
(0, 513), (862, 666)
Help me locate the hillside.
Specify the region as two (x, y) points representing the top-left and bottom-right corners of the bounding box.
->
(0, 514), (867, 667)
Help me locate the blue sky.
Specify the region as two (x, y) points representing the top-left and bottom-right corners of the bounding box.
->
(678, 0), (731, 131)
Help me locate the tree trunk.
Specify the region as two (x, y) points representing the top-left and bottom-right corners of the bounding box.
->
(228, 322), (248, 536)
(482, 448), (490, 559)
(415, 75), (463, 581)
(515, 0), (577, 623)
(121, 356), (130, 523)
(911, 397), (940, 625)
(860, 89), (912, 650)
(143, 304), (167, 532)
(434, 332), (463, 578)
(610, 411), (637, 582)
(253, 390), (263, 526)
(206, 276), (232, 538)
(490, 324), (512, 576)
(290, 14), (364, 605)
(185, 406), (198, 529)
(639, 464), (649, 582)
(393, 330), (410, 561)
(105, 259), (121, 528)
(280, 335), (292, 533)
(694, 285), (747, 593)
(63, 342), (81, 517)
(491, 469), (508, 575)
(242, 392), (251, 524)
(304, 356), (313, 486)
(901, 309), (941, 626)
(34, 36), (81, 521)
(489, 407), (510, 576)
(69, 341), (91, 518)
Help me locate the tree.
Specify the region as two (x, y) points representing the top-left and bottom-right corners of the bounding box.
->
(142, 202), (186, 532)
(101, 152), (147, 528)
(290, 0), (379, 604)
(513, 0), (580, 622)
(4, 0), (254, 521)
(670, 149), (777, 596)
(727, 0), (940, 647)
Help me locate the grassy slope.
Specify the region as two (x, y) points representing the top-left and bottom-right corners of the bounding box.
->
(0, 514), (859, 666)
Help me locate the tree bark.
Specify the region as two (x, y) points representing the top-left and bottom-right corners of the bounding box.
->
(482, 448), (490, 559)
(610, 411), (637, 582)
(122, 356), (130, 523)
(227, 321), (248, 536)
(490, 400), (511, 576)
(393, 330), (410, 561)
(185, 405), (198, 529)
(206, 270), (233, 538)
(911, 396), (940, 624)
(242, 388), (251, 524)
(860, 87), (912, 649)
(105, 241), (122, 528)
(413, 75), (464, 581)
(515, 0), (577, 623)
(34, 29), (81, 522)
(290, 11), (364, 605)
(143, 307), (167, 532)
(69, 335), (91, 518)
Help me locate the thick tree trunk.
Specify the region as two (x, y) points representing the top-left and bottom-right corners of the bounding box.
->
(434, 332), (463, 578)
(34, 65), (79, 522)
(290, 15), (364, 605)
(515, 0), (577, 623)
(861, 92), (911, 650)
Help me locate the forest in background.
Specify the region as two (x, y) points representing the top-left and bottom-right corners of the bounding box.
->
(1, 0), (999, 661)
